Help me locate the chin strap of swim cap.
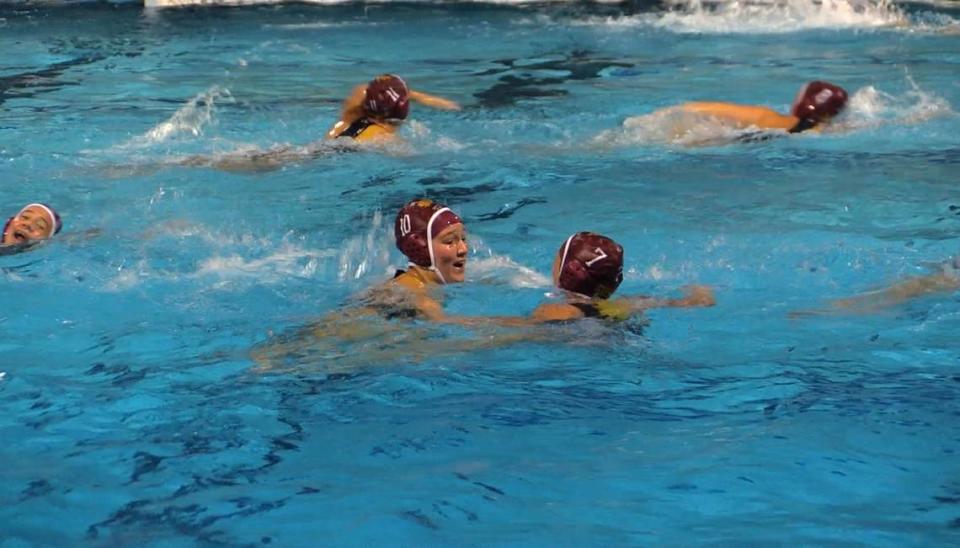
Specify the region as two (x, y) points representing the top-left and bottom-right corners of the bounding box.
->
(788, 117), (817, 134)
(423, 207), (451, 285)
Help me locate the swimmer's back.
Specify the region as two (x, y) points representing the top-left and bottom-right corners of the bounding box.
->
(532, 299), (633, 323)
(327, 117), (397, 143)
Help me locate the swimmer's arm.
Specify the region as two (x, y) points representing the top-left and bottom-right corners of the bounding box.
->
(621, 285), (717, 312)
(409, 90), (461, 111)
(530, 302), (585, 323)
(411, 293), (540, 327)
(681, 102), (797, 131)
(790, 272), (960, 318)
(829, 273), (960, 312)
(61, 228), (103, 246)
(327, 84), (368, 139)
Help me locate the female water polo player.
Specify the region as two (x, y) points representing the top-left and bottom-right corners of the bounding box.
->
(531, 232), (715, 322)
(250, 198), (532, 370)
(327, 74), (460, 142)
(1, 203), (62, 254)
(674, 80), (849, 134)
(375, 198), (470, 319)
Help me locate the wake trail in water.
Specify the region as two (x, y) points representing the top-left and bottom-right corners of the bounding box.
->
(576, 0), (924, 33)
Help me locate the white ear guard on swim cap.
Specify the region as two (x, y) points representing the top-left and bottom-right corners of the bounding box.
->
(558, 234), (575, 277)
(424, 207), (452, 285)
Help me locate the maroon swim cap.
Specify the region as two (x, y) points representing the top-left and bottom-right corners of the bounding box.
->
(791, 81), (848, 123)
(557, 232), (624, 299)
(395, 199), (462, 270)
(364, 74), (410, 121)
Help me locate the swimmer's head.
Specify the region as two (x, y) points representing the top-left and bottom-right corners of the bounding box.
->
(554, 232), (624, 299)
(395, 199), (466, 284)
(364, 74), (410, 122)
(2, 203), (62, 246)
(791, 81), (848, 124)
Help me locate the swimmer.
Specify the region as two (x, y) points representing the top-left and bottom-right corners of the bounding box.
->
(676, 80), (849, 134)
(251, 198), (536, 370)
(531, 232), (715, 322)
(362, 198), (527, 326)
(326, 74), (460, 143)
(370, 198), (470, 320)
(1, 203), (62, 253)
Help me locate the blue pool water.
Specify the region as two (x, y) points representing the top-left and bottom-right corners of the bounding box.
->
(2, 0), (960, 544)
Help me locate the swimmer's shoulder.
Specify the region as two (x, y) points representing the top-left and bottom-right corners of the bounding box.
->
(390, 269), (427, 291)
(531, 302), (587, 322)
(382, 270), (445, 320)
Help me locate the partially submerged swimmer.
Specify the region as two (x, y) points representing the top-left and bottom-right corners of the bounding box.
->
(531, 232), (715, 322)
(1, 203), (62, 254)
(369, 198), (470, 320)
(677, 80), (849, 134)
(326, 74), (460, 143)
(251, 198), (530, 370)
(795, 256), (960, 316)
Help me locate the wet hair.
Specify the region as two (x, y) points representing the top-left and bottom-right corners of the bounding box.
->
(363, 74), (410, 121)
(394, 199), (463, 276)
(557, 232), (624, 299)
(790, 81), (848, 131)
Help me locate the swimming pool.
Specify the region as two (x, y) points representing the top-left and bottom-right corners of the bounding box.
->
(2, 0), (959, 544)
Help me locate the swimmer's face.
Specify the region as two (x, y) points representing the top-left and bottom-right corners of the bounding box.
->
(2, 206), (54, 245)
(432, 223), (468, 284)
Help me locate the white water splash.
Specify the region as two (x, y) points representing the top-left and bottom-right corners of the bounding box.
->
(337, 209), (395, 284)
(195, 244), (334, 281)
(833, 82), (955, 132)
(593, 106), (768, 148)
(579, 0), (908, 33)
(470, 255), (553, 289)
(118, 86), (232, 149)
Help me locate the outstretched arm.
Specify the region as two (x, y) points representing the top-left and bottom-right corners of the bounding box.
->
(619, 284), (716, 314)
(416, 293), (537, 328)
(681, 102), (798, 131)
(830, 273), (960, 312)
(409, 90), (461, 111)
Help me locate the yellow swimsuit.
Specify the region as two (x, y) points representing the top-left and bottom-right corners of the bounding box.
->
(330, 118), (396, 143)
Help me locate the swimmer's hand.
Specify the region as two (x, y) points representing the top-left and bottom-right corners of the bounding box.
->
(667, 285), (716, 308)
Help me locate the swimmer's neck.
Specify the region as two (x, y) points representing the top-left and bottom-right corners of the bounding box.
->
(401, 265), (444, 288)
